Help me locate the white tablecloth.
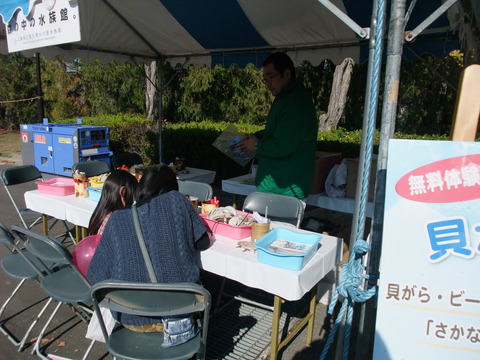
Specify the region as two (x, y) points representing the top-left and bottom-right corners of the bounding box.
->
(201, 224), (342, 301)
(222, 174), (373, 217)
(25, 190), (97, 228)
(24, 190), (342, 301)
(177, 167), (216, 184)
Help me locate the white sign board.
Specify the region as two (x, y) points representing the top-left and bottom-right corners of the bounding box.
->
(6, 0), (80, 52)
(373, 139), (480, 359)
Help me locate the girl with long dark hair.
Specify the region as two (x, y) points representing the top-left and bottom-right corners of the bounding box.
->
(87, 170), (138, 236)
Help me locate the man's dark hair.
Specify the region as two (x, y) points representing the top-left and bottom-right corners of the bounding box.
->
(262, 52), (296, 79)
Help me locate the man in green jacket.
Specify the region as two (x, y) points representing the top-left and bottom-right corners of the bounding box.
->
(240, 52), (318, 199)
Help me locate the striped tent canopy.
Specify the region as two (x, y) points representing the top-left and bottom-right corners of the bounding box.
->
(0, 0), (471, 67)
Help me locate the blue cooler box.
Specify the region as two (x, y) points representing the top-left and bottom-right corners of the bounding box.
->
(255, 228), (322, 271)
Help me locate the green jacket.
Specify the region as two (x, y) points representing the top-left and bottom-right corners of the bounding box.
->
(255, 78), (318, 198)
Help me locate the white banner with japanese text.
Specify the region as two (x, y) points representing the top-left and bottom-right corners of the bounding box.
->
(6, 0), (80, 53)
(373, 139), (480, 359)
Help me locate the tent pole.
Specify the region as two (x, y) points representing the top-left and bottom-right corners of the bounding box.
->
(355, 0), (406, 358)
(157, 57), (163, 164)
(34, 52), (44, 122)
(348, 0), (384, 261)
(333, 0), (385, 357)
(339, 0), (385, 357)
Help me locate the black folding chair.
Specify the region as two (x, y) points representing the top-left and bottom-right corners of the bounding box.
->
(91, 280), (211, 360)
(72, 160), (111, 177)
(0, 223), (55, 352)
(178, 180), (213, 202)
(242, 191), (305, 228)
(1, 165), (75, 245)
(11, 225), (95, 360)
(110, 152), (143, 169)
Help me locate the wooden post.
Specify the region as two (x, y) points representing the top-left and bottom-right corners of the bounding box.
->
(450, 64), (480, 141)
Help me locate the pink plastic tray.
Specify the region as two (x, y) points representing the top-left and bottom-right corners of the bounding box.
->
(35, 178), (75, 196)
(200, 211), (252, 240)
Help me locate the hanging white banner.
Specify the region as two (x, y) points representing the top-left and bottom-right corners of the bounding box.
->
(6, 0), (80, 53)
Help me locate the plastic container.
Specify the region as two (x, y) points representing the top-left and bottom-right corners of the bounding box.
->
(88, 176), (105, 188)
(87, 187), (103, 202)
(200, 211), (252, 240)
(35, 178), (75, 196)
(255, 228), (322, 271)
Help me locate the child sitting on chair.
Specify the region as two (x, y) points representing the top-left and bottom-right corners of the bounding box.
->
(73, 170), (138, 277)
(87, 165), (210, 346)
(88, 169), (138, 236)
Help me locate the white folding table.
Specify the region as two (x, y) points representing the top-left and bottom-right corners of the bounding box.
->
(177, 167), (216, 184)
(24, 189), (342, 359)
(222, 173), (373, 217)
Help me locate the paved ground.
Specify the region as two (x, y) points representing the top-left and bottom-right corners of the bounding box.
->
(0, 155), (341, 360)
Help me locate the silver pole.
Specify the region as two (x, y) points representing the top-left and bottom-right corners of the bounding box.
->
(336, 0), (385, 358)
(348, 0), (384, 257)
(355, 0), (406, 358)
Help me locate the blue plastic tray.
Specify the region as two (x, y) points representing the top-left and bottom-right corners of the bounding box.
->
(255, 228), (321, 271)
(87, 186), (103, 202)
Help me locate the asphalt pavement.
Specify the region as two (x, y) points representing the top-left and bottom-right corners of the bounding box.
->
(0, 155), (339, 360)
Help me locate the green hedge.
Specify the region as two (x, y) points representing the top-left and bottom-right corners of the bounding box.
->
(66, 115), (452, 185)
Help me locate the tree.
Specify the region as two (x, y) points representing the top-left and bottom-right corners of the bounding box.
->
(396, 54), (462, 135)
(0, 52), (463, 137)
(174, 64), (270, 124)
(0, 54), (37, 129)
(318, 57), (355, 131)
(145, 61), (157, 120)
(42, 58), (83, 121)
(79, 60), (145, 116)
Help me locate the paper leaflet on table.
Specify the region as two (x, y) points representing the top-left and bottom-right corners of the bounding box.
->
(268, 239), (312, 255)
(212, 124), (255, 167)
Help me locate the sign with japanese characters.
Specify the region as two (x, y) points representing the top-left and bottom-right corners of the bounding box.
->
(373, 139), (480, 359)
(6, 0), (80, 53)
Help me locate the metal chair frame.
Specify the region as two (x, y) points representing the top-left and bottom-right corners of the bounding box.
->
(72, 160), (111, 177)
(91, 280), (211, 360)
(0, 223), (55, 352)
(1, 165), (75, 245)
(242, 191), (305, 228)
(11, 225), (95, 360)
(178, 180), (213, 202)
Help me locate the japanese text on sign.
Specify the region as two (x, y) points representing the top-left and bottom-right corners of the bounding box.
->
(385, 282), (480, 346)
(396, 154), (480, 203)
(5, 0), (80, 53)
(425, 216), (480, 263)
(409, 164), (480, 195)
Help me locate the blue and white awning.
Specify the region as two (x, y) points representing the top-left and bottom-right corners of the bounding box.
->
(0, 0), (464, 66)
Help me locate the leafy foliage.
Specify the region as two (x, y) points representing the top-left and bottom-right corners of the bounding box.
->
(42, 58), (83, 120)
(299, 60), (334, 117)
(395, 55), (461, 135)
(0, 52), (464, 138)
(0, 54), (38, 128)
(79, 60), (145, 116)
(173, 64), (271, 124)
